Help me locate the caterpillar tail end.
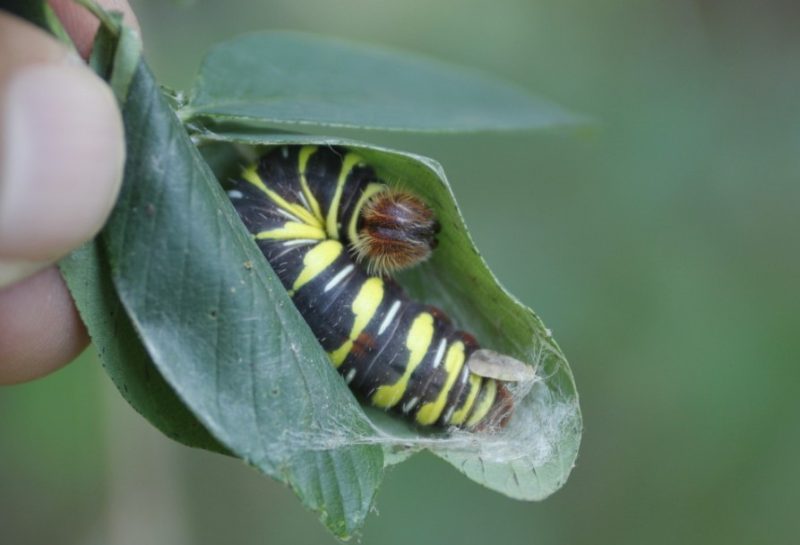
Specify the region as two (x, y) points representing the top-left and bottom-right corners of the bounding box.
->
(464, 349), (536, 432)
(471, 382), (514, 432)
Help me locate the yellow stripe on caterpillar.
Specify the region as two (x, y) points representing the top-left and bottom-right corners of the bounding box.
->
(448, 374), (482, 425)
(415, 341), (466, 425)
(372, 312), (435, 409)
(329, 277), (384, 367)
(297, 146), (324, 223)
(290, 240), (342, 295)
(326, 153), (364, 239)
(466, 378), (498, 428)
(242, 165), (322, 228)
(347, 182), (386, 245)
(255, 222), (326, 241)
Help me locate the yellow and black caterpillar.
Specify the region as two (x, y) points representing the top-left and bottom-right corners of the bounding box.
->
(227, 145), (514, 429)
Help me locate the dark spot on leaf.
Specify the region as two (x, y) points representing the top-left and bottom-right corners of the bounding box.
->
(209, 309), (218, 318)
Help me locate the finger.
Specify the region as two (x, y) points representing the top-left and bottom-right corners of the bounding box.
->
(0, 266), (88, 385)
(48, 0), (140, 59)
(0, 13), (124, 286)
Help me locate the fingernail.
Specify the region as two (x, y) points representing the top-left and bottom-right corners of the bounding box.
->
(0, 63), (124, 273)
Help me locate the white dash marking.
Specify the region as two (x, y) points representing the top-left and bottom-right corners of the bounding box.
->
(324, 264), (354, 292)
(345, 368), (356, 384)
(296, 190), (311, 210)
(402, 397), (419, 414)
(443, 406), (455, 424)
(228, 190), (244, 199)
(431, 339), (447, 368)
(460, 369), (469, 384)
(281, 146), (289, 158)
(276, 208), (300, 222)
(282, 238), (317, 247)
(378, 300), (401, 335)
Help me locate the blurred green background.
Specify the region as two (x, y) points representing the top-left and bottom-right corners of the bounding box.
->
(2, 0), (799, 543)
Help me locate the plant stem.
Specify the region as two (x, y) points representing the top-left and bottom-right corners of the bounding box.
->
(73, 0), (121, 35)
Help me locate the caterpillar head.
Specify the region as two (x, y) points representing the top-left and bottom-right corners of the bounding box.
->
(352, 188), (440, 276)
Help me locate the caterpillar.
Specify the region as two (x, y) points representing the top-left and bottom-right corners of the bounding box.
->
(226, 145), (522, 430)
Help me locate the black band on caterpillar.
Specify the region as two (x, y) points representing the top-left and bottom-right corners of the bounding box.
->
(227, 145), (512, 429)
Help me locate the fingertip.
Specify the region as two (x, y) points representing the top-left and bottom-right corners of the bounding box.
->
(0, 62), (125, 263)
(0, 266), (88, 385)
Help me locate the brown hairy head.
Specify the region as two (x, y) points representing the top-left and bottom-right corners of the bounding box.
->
(352, 188), (440, 276)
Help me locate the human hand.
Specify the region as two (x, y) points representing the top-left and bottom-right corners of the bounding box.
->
(0, 0), (138, 384)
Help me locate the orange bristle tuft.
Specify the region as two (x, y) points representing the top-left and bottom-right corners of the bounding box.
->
(352, 188), (439, 276)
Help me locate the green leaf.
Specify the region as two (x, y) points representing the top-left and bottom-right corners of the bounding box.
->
(59, 242), (226, 453)
(195, 130), (582, 501)
(106, 19), (141, 100)
(61, 31), (384, 537)
(180, 31), (585, 134)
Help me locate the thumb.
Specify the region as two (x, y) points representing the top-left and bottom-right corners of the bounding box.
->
(0, 12), (125, 287)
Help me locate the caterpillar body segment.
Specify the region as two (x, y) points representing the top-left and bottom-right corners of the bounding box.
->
(228, 145), (513, 429)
